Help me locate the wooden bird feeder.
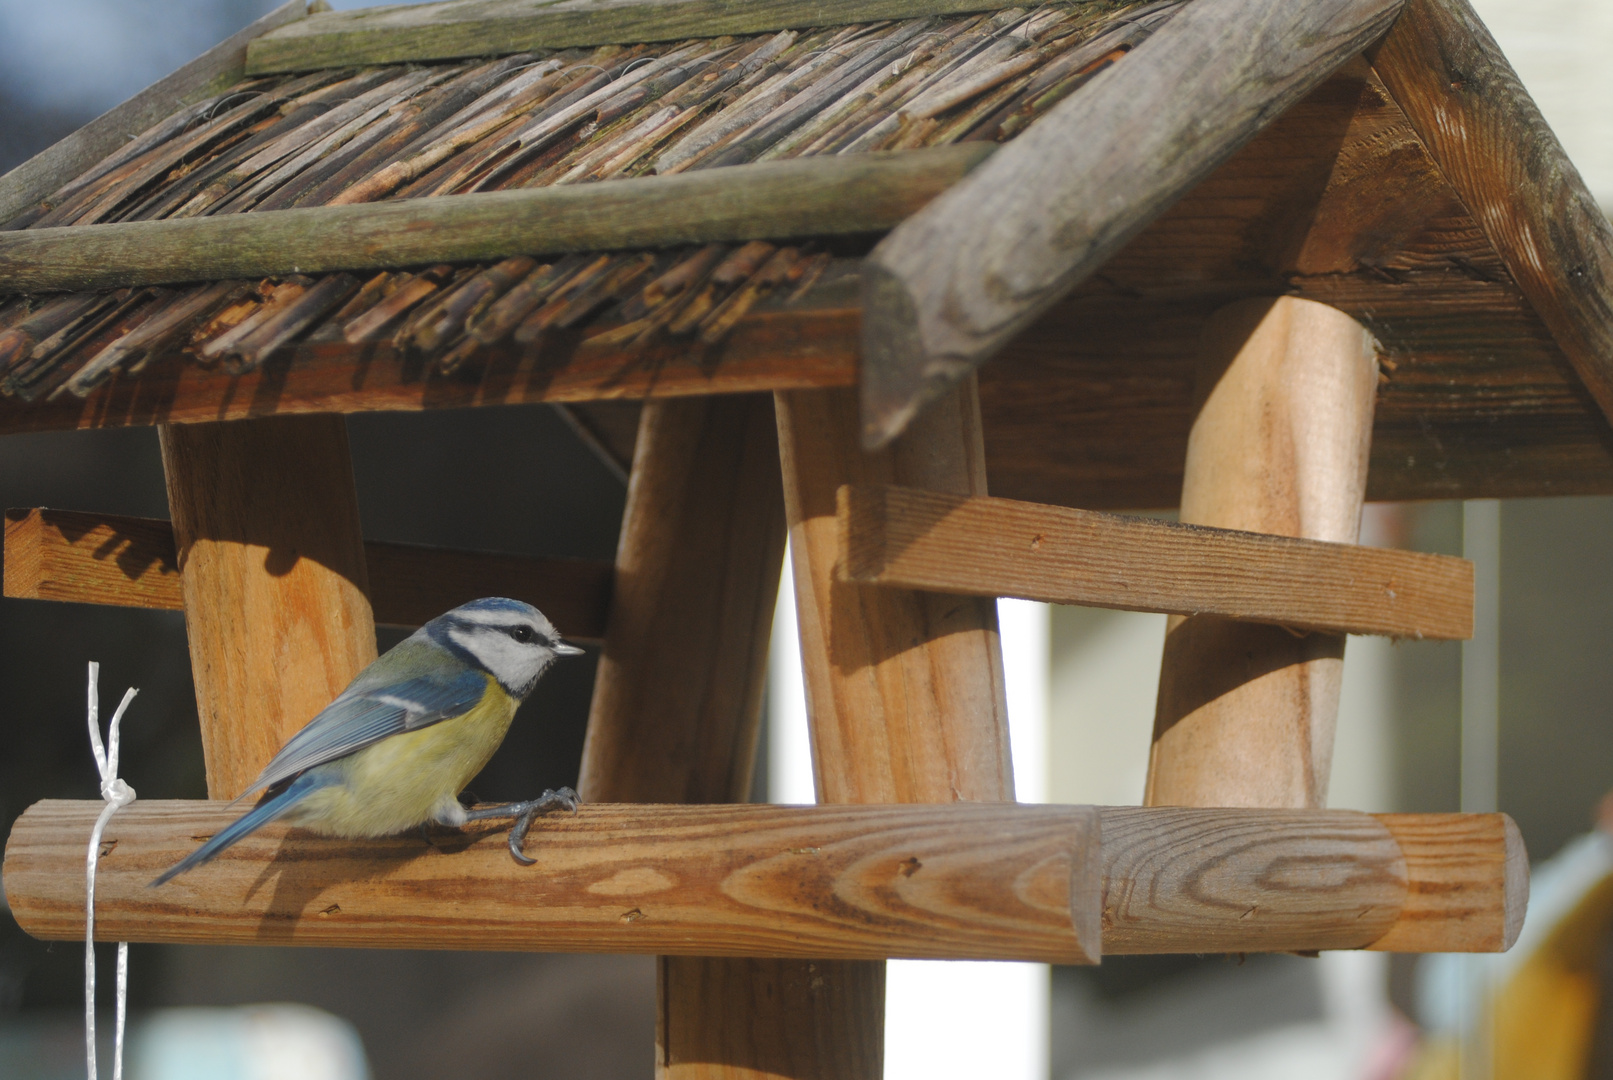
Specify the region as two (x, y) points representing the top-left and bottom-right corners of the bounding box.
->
(6, 0), (1598, 1072)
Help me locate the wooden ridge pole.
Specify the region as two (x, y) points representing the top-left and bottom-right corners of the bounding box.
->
(574, 395), (806, 1079)
(857, 0), (1405, 448)
(160, 416), (377, 799)
(1147, 297), (1379, 809)
(774, 375), (1015, 1078)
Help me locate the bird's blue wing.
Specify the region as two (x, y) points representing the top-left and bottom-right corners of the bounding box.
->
(244, 654), (490, 796)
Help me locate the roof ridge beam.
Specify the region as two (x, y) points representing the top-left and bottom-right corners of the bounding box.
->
(856, 0), (1408, 448)
(0, 144), (990, 294)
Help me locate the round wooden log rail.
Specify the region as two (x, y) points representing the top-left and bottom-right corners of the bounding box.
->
(3, 803), (1526, 957)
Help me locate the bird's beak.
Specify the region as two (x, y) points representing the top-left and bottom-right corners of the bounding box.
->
(555, 641), (586, 656)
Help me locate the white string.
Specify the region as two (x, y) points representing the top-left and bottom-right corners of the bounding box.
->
(84, 662), (138, 1080)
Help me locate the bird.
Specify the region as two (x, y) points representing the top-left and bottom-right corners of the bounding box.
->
(151, 597), (586, 886)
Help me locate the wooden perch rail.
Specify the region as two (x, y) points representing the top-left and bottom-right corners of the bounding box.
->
(839, 485), (1473, 640)
(2, 508), (612, 639)
(246, 0), (1015, 73)
(3, 803), (1526, 957)
(0, 146), (991, 293)
(857, 0), (1407, 447)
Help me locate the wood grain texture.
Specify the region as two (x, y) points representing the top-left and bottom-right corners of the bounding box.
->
(0, 146), (992, 293)
(1367, 811), (1529, 953)
(839, 484), (1472, 640)
(858, 0), (1407, 448)
(4, 800), (1101, 963)
(246, 0), (1012, 73)
(0, 1), (308, 228)
(1147, 298), (1379, 810)
(777, 381), (1013, 806)
(1367, 0), (1613, 432)
(160, 416), (377, 800)
(0, 507), (613, 639)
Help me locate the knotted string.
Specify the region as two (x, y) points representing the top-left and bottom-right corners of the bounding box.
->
(84, 662), (138, 1080)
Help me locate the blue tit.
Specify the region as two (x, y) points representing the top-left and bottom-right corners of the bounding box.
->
(152, 597), (585, 886)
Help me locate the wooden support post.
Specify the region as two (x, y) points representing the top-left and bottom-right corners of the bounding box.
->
(772, 377), (1013, 1078)
(160, 415), (376, 799)
(1147, 297), (1378, 809)
(575, 394), (796, 1079)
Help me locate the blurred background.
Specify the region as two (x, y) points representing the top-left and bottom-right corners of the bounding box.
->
(1, 1), (1612, 1078)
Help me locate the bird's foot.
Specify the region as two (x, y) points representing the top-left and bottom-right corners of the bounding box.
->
(461, 788), (580, 865)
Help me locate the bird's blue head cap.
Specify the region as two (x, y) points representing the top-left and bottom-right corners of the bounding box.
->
(423, 597), (584, 699)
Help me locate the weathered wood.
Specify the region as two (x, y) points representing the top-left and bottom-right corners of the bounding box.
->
(1367, 0), (1613, 433)
(838, 484), (1472, 640)
(4, 800), (1101, 963)
(0, 146), (992, 294)
(160, 416), (377, 800)
(1366, 812), (1528, 953)
(1, 507), (613, 640)
(858, 0), (1407, 448)
(0, 1), (309, 228)
(246, 0), (1013, 74)
(1147, 297), (1378, 810)
(3, 802), (1526, 956)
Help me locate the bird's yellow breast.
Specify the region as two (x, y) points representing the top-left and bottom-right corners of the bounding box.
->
(288, 675), (519, 838)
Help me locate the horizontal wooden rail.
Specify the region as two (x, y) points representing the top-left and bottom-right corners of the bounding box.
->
(3, 802), (1526, 957)
(838, 485), (1474, 640)
(0, 146), (991, 294)
(2, 508), (612, 640)
(246, 0), (1012, 73)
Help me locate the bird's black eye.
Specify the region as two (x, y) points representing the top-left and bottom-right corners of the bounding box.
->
(510, 626), (536, 644)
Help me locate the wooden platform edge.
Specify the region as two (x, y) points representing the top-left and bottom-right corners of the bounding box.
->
(0, 0), (310, 228)
(1, 507), (613, 641)
(3, 802), (1524, 957)
(246, 0), (1015, 74)
(0, 146), (992, 294)
(838, 484), (1474, 640)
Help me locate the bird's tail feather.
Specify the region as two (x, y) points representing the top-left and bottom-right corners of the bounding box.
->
(149, 774), (325, 887)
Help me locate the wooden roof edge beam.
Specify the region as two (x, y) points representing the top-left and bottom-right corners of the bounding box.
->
(838, 484), (1474, 641)
(0, 0), (312, 229)
(857, 0), (1408, 449)
(1367, 0), (1613, 434)
(1, 507), (613, 641)
(246, 0), (1014, 74)
(0, 145), (992, 294)
(4, 802), (1525, 956)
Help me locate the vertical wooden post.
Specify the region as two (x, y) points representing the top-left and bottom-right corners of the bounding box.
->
(160, 415), (377, 800)
(1146, 296), (1378, 808)
(772, 377), (1014, 1077)
(575, 394), (800, 1080)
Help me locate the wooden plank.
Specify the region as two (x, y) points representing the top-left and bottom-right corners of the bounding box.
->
(4, 800), (1101, 963)
(160, 416), (377, 800)
(857, 0), (1408, 448)
(1147, 297), (1379, 810)
(837, 485), (1473, 640)
(3, 802), (1527, 956)
(0, 146), (993, 294)
(246, 0), (1012, 74)
(1, 507), (612, 640)
(1367, 0), (1613, 434)
(0, 0), (309, 228)
(1367, 811), (1528, 953)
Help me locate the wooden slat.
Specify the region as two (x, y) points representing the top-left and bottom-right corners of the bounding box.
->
(857, 0), (1407, 448)
(5, 801), (1101, 963)
(160, 416), (377, 800)
(3, 802), (1528, 956)
(1367, 0), (1613, 434)
(1, 507), (613, 641)
(0, 146), (992, 293)
(246, 0), (1012, 74)
(0, 0), (309, 228)
(837, 484), (1473, 640)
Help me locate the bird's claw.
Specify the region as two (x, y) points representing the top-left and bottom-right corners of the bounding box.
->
(462, 787), (579, 865)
